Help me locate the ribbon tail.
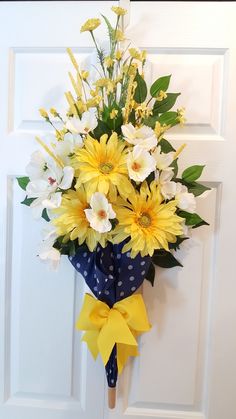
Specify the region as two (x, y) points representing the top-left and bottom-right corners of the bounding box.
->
(82, 331), (99, 359)
(117, 342), (139, 374)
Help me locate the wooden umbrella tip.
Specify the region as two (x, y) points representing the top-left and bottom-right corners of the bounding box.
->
(108, 386), (116, 409)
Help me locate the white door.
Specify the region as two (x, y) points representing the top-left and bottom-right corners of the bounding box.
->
(0, 2), (236, 419)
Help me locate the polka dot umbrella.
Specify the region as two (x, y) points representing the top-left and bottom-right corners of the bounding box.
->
(69, 241), (151, 407)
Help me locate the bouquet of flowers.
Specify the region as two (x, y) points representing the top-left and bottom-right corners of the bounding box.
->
(17, 6), (210, 408)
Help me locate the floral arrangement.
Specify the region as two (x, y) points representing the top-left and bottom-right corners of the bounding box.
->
(17, 6), (210, 408)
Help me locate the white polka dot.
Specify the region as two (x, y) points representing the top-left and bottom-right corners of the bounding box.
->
(109, 265), (114, 271)
(97, 246), (101, 251)
(69, 256), (73, 261)
(140, 261), (145, 266)
(111, 379), (114, 384)
(141, 270), (145, 275)
(97, 278), (99, 283)
(98, 291), (101, 295)
(117, 254), (121, 259)
(131, 286), (136, 291)
(118, 281), (123, 286)
(120, 291), (124, 297)
(129, 276), (135, 281)
(101, 252), (104, 257)
(83, 252), (87, 257)
(93, 273), (96, 278)
(84, 271), (88, 277)
(93, 286), (98, 291)
(128, 265), (133, 270)
(109, 369), (112, 373)
(108, 274), (113, 279)
(88, 257), (91, 263)
(76, 262), (80, 268)
(126, 252), (131, 257)
(105, 290), (110, 295)
(105, 278), (108, 282)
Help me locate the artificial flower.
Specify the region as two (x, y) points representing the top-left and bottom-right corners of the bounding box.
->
(38, 226), (60, 270)
(121, 123), (157, 151)
(84, 192), (116, 233)
(53, 132), (83, 165)
(26, 164), (74, 217)
(175, 183), (196, 213)
(110, 109), (118, 119)
(152, 145), (174, 170)
(127, 146), (156, 182)
(111, 6), (127, 16)
(39, 108), (49, 119)
(75, 132), (133, 199)
(80, 18), (101, 33)
(66, 110), (98, 134)
(115, 29), (125, 41)
(53, 185), (105, 251)
(156, 90), (168, 101)
(156, 168), (176, 200)
(154, 121), (171, 140)
(177, 107), (186, 126)
(26, 150), (48, 181)
(113, 181), (183, 257)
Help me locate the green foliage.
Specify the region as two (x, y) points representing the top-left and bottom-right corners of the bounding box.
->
(157, 111), (178, 127)
(178, 178), (211, 197)
(150, 75), (171, 97)
(170, 158), (178, 177)
(146, 262), (156, 286)
(153, 93), (180, 115)
(101, 14), (115, 44)
(21, 196), (35, 206)
(169, 237), (189, 251)
(93, 119), (112, 138)
(17, 176), (30, 191)
(159, 138), (176, 153)
(182, 165), (205, 182)
(102, 103), (123, 134)
(134, 72), (147, 103)
(152, 249), (183, 268)
(178, 210), (209, 228)
(42, 209), (50, 222)
(143, 115), (158, 129)
(53, 236), (80, 256)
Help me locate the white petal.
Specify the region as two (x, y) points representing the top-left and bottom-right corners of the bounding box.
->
(161, 181), (176, 200)
(160, 168), (174, 184)
(42, 192), (62, 209)
(121, 123), (136, 141)
(59, 166), (74, 189)
(177, 192), (196, 213)
(26, 180), (50, 198)
(107, 203), (116, 219)
(90, 192), (109, 212)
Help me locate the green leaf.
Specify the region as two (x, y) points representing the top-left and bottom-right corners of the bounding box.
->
(146, 171), (155, 185)
(101, 14), (115, 43)
(159, 138), (176, 153)
(21, 196), (35, 206)
(157, 111), (178, 127)
(178, 211), (209, 227)
(153, 93), (180, 115)
(169, 237), (189, 251)
(17, 176), (30, 191)
(134, 72), (147, 103)
(143, 116), (158, 129)
(152, 249), (183, 268)
(182, 165), (205, 182)
(187, 182), (211, 197)
(170, 158), (178, 177)
(150, 75), (171, 98)
(146, 262), (156, 286)
(42, 208), (50, 222)
(93, 119), (111, 138)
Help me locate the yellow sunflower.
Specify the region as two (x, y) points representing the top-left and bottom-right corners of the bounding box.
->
(113, 181), (184, 257)
(75, 132), (133, 199)
(52, 185), (107, 251)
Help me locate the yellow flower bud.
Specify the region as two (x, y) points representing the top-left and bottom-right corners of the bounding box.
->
(129, 48), (142, 61)
(50, 108), (58, 117)
(81, 70), (89, 80)
(115, 29), (125, 42)
(80, 18), (101, 33)
(104, 56), (114, 68)
(111, 6), (127, 16)
(115, 50), (123, 61)
(110, 109), (118, 119)
(156, 90), (168, 101)
(39, 108), (49, 119)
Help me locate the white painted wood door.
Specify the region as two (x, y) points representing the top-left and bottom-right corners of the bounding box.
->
(0, 2), (236, 419)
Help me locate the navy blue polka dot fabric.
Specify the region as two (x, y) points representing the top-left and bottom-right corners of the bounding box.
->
(69, 241), (151, 387)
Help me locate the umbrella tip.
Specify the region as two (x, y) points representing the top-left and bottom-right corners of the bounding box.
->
(108, 386), (116, 409)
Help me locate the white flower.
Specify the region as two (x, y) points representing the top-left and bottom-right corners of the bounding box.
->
(156, 168), (176, 200)
(127, 146), (156, 182)
(26, 150), (49, 181)
(175, 183), (196, 213)
(152, 145), (174, 170)
(121, 123), (157, 151)
(65, 110), (98, 134)
(54, 132), (83, 165)
(84, 192), (116, 233)
(38, 227), (60, 270)
(26, 164), (74, 218)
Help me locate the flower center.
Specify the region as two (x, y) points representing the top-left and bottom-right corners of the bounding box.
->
(138, 212), (151, 228)
(131, 161), (141, 172)
(97, 209), (107, 219)
(99, 162), (114, 174)
(48, 177), (56, 185)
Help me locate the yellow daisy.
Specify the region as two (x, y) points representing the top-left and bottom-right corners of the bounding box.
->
(80, 18), (101, 33)
(52, 185), (106, 251)
(75, 132), (133, 199)
(113, 181), (184, 257)
(111, 6), (127, 16)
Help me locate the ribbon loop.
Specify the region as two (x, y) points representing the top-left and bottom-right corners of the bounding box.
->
(76, 293), (151, 373)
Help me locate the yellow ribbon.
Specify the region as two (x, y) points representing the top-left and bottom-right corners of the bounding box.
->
(76, 293), (151, 374)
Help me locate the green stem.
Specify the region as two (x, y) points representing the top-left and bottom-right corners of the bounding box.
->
(90, 31), (106, 76)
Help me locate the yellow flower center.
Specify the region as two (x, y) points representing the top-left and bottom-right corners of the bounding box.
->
(138, 212), (152, 228)
(99, 162), (114, 174)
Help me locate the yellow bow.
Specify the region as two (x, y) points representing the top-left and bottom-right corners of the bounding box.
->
(76, 293), (151, 374)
